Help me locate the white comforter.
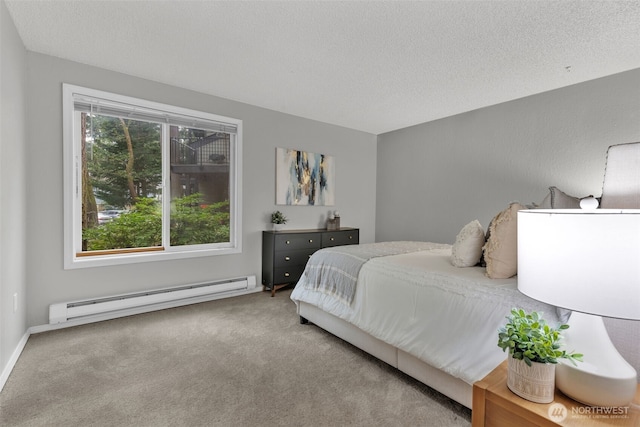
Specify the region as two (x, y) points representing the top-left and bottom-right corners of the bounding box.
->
(290, 242), (561, 385)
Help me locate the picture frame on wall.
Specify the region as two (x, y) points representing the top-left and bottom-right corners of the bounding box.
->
(276, 147), (335, 206)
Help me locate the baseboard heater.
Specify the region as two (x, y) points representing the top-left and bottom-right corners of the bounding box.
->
(49, 275), (257, 325)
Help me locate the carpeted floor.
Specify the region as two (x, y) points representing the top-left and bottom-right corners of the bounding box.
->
(0, 288), (471, 426)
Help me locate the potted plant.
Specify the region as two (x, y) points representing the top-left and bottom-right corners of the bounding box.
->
(271, 210), (288, 230)
(497, 308), (582, 403)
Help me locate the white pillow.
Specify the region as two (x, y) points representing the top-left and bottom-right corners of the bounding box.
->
(451, 220), (485, 267)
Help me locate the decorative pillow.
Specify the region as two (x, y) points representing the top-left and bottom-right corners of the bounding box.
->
(450, 220), (485, 267)
(534, 186), (581, 209)
(483, 202), (525, 279)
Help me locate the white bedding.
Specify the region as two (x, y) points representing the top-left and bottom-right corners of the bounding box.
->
(290, 242), (560, 385)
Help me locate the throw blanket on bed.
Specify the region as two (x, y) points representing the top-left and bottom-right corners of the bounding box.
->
(300, 241), (450, 305)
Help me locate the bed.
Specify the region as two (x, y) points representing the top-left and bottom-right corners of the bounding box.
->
(291, 142), (640, 410)
(290, 239), (560, 409)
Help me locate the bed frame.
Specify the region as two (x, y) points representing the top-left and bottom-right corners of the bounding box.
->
(298, 294), (640, 412)
(298, 301), (473, 409)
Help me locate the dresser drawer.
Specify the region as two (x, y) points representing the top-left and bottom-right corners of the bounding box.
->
(322, 229), (359, 247)
(273, 248), (314, 267)
(274, 233), (322, 251)
(273, 265), (307, 284)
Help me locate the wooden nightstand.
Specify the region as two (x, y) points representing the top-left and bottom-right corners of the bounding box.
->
(472, 361), (640, 427)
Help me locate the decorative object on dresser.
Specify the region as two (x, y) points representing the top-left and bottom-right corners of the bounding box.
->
(497, 309), (582, 404)
(518, 208), (640, 407)
(270, 210), (288, 231)
(326, 210), (341, 230)
(262, 227), (359, 296)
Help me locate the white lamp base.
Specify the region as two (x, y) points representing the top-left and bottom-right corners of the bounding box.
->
(556, 312), (637, 407)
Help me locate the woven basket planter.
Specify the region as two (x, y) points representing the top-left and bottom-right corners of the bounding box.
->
(507, 357), (555, 403)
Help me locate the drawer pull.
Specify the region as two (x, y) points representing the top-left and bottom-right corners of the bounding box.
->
(309, 239), (313, 243)
(286, 240), (290, 244)
(285, 256), (291, 261)
(349, 235), (353, 239)
(284, 272), (290, 277)
(330, 237), (335, 241)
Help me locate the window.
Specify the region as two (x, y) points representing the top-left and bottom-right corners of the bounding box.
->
(63, 84), (242, 269)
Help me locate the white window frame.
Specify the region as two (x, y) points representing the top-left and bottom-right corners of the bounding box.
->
(63, 84), (242, 269)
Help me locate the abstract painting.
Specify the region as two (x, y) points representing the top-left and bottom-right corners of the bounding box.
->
(276, 147), (335, 205)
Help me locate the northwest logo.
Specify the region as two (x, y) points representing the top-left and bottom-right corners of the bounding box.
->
(548, 403), (568, 422)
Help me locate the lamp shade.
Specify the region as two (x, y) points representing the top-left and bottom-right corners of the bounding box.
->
(517, 209), (640, 320)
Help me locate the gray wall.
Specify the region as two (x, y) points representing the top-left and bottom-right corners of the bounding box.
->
(376, 68), (640, 244)
(1, 0), (28, 382)
(24, 53), (377, 327)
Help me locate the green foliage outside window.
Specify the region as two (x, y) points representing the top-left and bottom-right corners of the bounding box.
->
(84, 194), (229, 251)
(170, 193), (230, 246)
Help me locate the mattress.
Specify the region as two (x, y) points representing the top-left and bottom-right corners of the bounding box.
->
(290, 242), (560, 385)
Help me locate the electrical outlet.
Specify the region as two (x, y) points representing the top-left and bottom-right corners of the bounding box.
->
(13, 293), (18, 312)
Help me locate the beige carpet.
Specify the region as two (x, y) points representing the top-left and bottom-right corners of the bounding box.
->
(0, 288), (471, 426)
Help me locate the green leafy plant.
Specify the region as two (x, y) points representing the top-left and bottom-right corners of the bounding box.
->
(498, 308), (583, 367)
(169, 194), (230, 246)
(84, 198), (162, 250)
(83, 194), (230, 250)
(271, 210), (288, 224)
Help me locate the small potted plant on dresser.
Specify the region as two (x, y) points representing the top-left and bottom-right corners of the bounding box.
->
(271, 210), (288, 231)
(497, 308), (583, 403)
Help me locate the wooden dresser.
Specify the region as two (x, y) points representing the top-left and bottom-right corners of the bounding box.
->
(261, 227), (359, 296)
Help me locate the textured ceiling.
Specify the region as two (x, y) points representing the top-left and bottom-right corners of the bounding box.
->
(5, 0), (640, 134)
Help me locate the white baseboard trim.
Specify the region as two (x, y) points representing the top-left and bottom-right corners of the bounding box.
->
(0, 330), (30, 393)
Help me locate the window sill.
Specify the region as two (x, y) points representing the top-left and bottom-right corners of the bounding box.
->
(64, 245), (241, 269)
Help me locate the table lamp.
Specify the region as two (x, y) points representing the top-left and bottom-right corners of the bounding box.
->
(517, 208), (639, 407)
